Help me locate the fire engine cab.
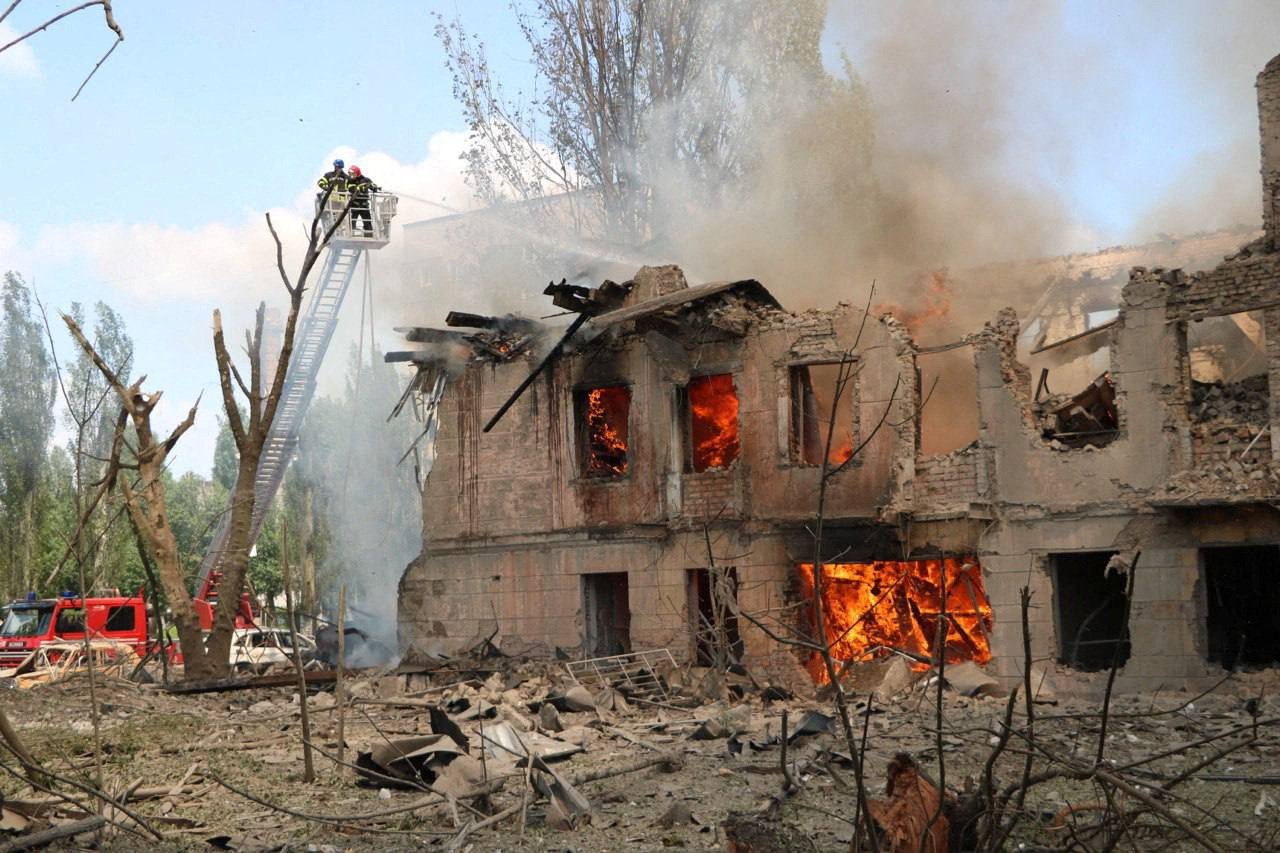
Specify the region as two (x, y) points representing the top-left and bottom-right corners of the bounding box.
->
(0, 591), (148, 669)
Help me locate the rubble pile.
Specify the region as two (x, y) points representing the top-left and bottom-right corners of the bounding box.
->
(1, 652), (1278, 850)
(1190, 374), (1270, 424)
(1161, 457), (1280, 502)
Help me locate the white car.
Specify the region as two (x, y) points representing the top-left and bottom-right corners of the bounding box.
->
(230, 628), (316, 671)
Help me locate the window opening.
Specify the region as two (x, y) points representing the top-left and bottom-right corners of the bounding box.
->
(687, 568), (744, 665)
(790, 363), (854, 466)
(795, 558), (992, 683)
(1051, 552), (1131, 671)
(1188, 311), (1268, 425)
(577, 386), (631, 477)
(685, 374), (741, 472)
(1202, 546), (1280, 669)
(581, 572), (631, 656)
(55, 607), (86, 636)
(917, 349), (978, 455)
(104, 605), (136, 633)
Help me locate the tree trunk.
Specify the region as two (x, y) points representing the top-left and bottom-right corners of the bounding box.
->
(202, 449), (261, 675)
(127, 473), (216, 680)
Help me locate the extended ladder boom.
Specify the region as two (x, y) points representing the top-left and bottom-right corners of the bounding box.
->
(194, 192), (397, 609)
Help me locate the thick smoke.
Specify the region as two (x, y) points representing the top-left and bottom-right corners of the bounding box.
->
(372, 2), (1280, 515)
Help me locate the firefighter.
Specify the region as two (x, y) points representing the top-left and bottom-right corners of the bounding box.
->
(347, 164), (380, 236)
(317, 158), (348, 198)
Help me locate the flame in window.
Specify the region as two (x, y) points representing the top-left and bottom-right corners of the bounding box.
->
(689, 375), (741, 472)
(796, 558), (993, 683)
(584, 386), (630, 476)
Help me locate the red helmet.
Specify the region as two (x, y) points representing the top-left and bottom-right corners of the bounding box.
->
(349, 165), (362, 177)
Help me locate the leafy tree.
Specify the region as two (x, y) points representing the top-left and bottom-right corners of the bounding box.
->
(32, 444), (76, 593)
(435, 0), (863, 247)
(212, 412), (239, 492)
(56, 300), (133, 590)
(0, 272), (56, 596)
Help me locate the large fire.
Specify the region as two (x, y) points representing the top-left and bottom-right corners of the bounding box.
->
(583, 386), (630, 476)
(795, 558), (993, 683)
(688, 374), (741, 472)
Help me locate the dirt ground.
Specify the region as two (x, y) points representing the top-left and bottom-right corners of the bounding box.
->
(2, 656), (1279, 851)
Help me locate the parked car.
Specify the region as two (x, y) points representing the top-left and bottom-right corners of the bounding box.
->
(229, 627), (316, 672)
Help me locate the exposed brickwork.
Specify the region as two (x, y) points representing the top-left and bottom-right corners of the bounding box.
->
(912, 449), (979, 513)
(680, 469), (739, 520)
(1260, 54), (1280, 248)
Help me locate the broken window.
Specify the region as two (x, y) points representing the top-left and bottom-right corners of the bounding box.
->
(1202, 546), (1280, 670)
(577, 386), (631, 477)
(1050, 552), (1131, 671)
(1188, 311), (1269, 425)
(687, 568), (744, 666)
(581, 572), (631, 657)
(790, 363), (854, 466)
(1042, 372), (1119, 447)
(682, 374), (741, 472)
(917, 348), (978, 455)
(794, 559), (992, 683)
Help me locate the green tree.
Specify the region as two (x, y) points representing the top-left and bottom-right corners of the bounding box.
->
(435, 0), (863, 246)
(0, 272), (56, 596)
(57, 300), (133, 592)
(212, 411), (239, 492)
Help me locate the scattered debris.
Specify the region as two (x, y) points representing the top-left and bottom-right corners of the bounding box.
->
(564, 648), (678, 703)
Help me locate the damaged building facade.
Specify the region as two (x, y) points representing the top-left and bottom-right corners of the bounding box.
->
(395, 54), (1280, 691)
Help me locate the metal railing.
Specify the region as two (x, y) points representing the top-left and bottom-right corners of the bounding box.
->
(317, 190), (398, 246)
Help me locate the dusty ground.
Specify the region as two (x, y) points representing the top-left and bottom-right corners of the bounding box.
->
(2, 657), (1279, 851)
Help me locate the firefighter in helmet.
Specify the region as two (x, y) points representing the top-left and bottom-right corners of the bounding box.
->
(347, 165), (380, 236)
(317, 158), (348, 197)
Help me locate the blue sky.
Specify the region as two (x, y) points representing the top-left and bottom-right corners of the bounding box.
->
(2, 1), (1279, 475)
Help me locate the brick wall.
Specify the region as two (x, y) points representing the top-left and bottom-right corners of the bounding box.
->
(1190, 422), (1272, 467)
(1259, 55), (1280, 247)
(680, 469), (738, 520)
(913, 449), (980, 513)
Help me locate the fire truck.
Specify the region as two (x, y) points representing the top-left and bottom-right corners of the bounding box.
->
(0, 591), (149, 669)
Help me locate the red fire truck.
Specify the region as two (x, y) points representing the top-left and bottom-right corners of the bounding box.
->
(0, 591), (149, 669)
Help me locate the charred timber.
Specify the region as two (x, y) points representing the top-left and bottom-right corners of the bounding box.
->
(544, 278), (631, 316)
(483, 313), (590, 433)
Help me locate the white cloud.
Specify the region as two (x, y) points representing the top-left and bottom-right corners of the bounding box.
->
(19, 132), (476, 313)
(0, 132), (477, 475)
(0, 25), (40, 78)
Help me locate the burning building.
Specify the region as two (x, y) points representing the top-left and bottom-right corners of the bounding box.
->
(393, 53), (1280, 692)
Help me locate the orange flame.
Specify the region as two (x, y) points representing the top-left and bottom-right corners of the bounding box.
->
(796, 558), (993, 683)
(876, 270), (952, 335)
(689, 375), (741, 472)
(584, 386), (630, 476)
(828, 438), (854, 466)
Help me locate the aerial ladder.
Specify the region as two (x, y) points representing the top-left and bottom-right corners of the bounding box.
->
(193, 191), (398, 629)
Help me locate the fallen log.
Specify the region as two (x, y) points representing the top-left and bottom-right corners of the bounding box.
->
(567, 752), (683, 786)
(0, 815), (108, 852)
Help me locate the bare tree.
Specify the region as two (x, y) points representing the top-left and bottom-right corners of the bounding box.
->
(200, 193), (353, 677)
(61, 314), (212, 678)
(0, 1), (124, 100)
